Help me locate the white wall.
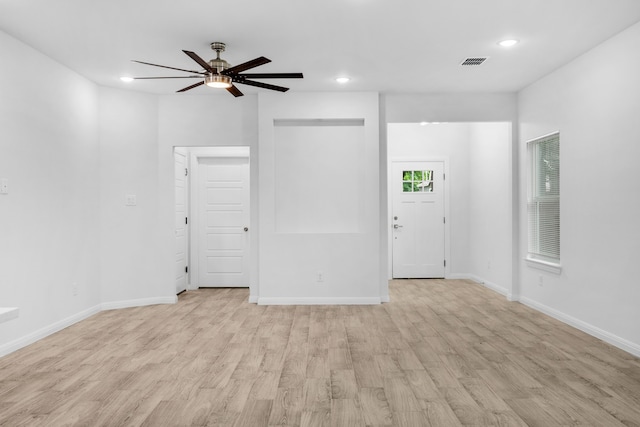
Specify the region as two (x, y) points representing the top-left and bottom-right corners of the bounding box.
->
(468, 123), (512, 296)
(518, 21), (640, 355)
(385, 93), (517, 123)
(258, 92), (382, 304)
(98, 87), (174, 306)
(0, 30), (101, 353)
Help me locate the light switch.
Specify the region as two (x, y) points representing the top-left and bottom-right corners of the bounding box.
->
(0, 178), (8, 195)
(125, 194), (137, 206)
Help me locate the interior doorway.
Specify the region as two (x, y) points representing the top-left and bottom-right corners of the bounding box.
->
(386, 122), (513, 293)
(173, 146), (251, 292)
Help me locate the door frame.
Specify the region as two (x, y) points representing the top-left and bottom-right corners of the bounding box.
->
(388, 157), (451, 279)
(174, 147), (189, 294)
(188, 146), (251, 289)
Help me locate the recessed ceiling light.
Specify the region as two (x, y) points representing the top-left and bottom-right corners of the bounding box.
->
(120, 76), (134, 82)
(498, 39), (519, 47)
(335, 76), (350, 84)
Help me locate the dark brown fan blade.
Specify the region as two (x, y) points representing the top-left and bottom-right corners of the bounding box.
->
(182, 50), (214, 73)
(237, 79), (289, 92)
(132, 60), (205, 74)
(133, 75), (203, 80)
(177, 81), (205, 93)
(224, 57), (271, 74)
(226, 84), (244, 97)
(237, 73), (303, 79)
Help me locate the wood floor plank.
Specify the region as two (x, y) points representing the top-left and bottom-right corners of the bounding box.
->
(357, 387), (393, 426)
(300, 409), (331, 427)
(404, 369), (441, 402)
(1, 281), (638, 426)
(249, 370), (280, 400)
(232, 399), (272, 427)
(267, 387), (304, 426)
(330, 369), (358, 399)
(330, 399), (365, 427)
(423, 399), (462, 426)
(383, 377), (422, 412)
(303, 378), (332, 412)
(351, 356), (384, 388)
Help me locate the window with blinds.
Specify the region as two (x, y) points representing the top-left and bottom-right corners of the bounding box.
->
(527, 132), (560, 263)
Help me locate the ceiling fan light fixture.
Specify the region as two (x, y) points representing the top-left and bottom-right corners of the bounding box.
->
(205, 73), (232, 89)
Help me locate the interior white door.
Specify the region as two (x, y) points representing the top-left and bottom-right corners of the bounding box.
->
(197, 156), (250, 287)
(392, 161), (445, 278)
(174, 150), (188, 294)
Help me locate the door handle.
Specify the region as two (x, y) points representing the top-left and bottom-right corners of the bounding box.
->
(393, 224), (403, 229)
(244, 227), (249, 232)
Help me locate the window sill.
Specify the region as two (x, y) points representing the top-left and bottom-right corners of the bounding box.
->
(0, 307), (19, 324)
(525, 257), (562, 274)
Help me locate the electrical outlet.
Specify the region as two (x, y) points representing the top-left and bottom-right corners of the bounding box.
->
(125, 194), (137, 206)
(487, 261), (491, 270)
(0, 178), (8, 195)
(538, 275), (544, 287)
(316, 271), (324, 282)
(72, 282), (79, 296)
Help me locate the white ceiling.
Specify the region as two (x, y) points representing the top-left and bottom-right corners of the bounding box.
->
(2, 0), (640, 96)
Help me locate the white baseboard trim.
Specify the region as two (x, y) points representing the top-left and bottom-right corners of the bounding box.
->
(446, 273), (472, 280)
(257, 297), (382, 305)
(248, 295), (259, 304)
(447, 275), (639, 356)
(446, 273), (510, 298)
(519, 296), (640, 358)
(0, 304), (101, 358)
(101, 296), (177, 311)
(1, 296), (178, 358)
(0, 307), (19, 324)
(467, 274), (509, 297)
(381, 295), (390, 303)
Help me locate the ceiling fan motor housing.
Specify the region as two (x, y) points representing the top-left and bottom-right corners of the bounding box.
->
(209, 42), (229, 73)
(209, 58), (229, 73)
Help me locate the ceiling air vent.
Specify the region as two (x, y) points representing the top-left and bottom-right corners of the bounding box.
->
(461, 57), (488, 66)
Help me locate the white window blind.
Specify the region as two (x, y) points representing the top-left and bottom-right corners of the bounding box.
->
(527, 132), (560, 263)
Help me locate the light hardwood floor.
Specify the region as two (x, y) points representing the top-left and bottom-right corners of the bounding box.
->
(1, 279), (639, 426)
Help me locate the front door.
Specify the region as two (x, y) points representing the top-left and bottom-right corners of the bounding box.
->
(392, 161), (445, 278)
(197, 156), (250, 287)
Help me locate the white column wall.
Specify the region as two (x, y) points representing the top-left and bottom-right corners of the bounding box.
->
(258, 92), (382, 304)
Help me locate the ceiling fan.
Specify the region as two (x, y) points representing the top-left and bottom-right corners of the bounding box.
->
(131, 42), (303, 97)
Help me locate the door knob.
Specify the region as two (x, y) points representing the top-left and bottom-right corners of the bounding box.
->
(244, 227), (249, 232)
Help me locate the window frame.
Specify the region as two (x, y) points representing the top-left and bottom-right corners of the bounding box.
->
(526, 131), (561, 274)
